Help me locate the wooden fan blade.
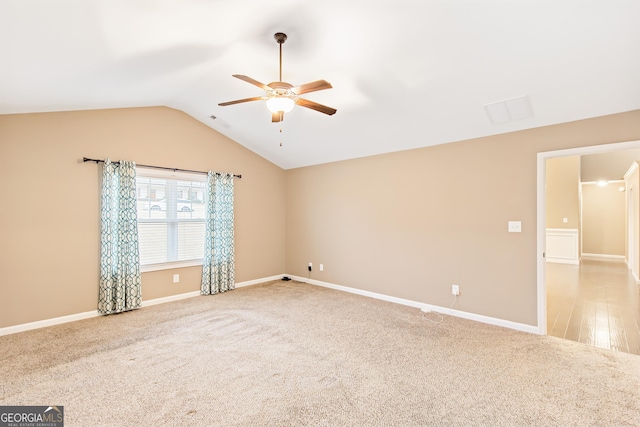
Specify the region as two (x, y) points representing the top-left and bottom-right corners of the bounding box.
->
(272, 112), (284, 122)
(233, 74), (270, 91)
(292, 80), (333, 95)
(218, 96), (265, 106)
(296, 98), (337, 115)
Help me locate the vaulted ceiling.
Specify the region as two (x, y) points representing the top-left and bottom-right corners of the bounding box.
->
(2, 1), (639, 169)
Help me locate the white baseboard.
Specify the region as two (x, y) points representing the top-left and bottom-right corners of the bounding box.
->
(0, 310), (102, 337)
(236, 275), (284, 288)
(290, 275), (540, 335)
(0, 275), (287, 337)
(141, 290), (201, 308)
(581, 253), (626, 260)
(546, 258), (579, 265)
(1, 274), (539, 336)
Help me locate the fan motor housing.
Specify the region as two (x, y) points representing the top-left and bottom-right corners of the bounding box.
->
(268, 82), (293, 90)
(268, 81), (297, 99)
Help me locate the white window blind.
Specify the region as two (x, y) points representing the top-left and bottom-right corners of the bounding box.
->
(136, 168), (207, 270)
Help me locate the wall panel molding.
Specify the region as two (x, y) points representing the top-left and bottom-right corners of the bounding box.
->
(546, 228), (579, 264)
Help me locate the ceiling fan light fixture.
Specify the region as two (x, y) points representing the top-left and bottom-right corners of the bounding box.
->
(266, 96), (295, 114)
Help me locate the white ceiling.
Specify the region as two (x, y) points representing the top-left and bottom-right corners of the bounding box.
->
(2, 0), (639, 170)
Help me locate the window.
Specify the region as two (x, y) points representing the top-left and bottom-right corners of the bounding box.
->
(136, 168), (207, 271)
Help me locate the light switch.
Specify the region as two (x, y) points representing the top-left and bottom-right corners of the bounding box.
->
(508, 221), (522, 233)
(563, 218), (568, 223)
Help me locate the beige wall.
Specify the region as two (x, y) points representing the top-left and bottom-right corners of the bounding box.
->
(3, 108), (640, 330)
(0, 107), (286, 328)
(285, 110), (640, 326)
(581, 183), (626, 256)
(546, 156), (580, 229)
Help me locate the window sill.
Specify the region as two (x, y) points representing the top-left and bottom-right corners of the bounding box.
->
(141, 259), (203, 273)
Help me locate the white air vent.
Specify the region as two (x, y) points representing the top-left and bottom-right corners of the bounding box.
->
(484, 95), (533, 125)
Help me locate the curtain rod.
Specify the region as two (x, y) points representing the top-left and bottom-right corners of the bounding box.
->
(82, 157), (242, 179)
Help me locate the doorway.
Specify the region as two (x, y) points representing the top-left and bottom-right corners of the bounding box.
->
(537, 140), (640, 349)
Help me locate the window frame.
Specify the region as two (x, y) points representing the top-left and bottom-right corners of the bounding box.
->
(136, 167), (207, 273)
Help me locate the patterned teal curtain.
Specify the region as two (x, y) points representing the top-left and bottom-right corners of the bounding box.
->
(201, 172), (235, 295)
(98, 159), (142, 314)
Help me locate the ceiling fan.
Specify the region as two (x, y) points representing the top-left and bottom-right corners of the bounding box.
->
(218, 32), (336, 123)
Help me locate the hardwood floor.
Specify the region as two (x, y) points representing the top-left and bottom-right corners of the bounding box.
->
(547, 258), (640, 355)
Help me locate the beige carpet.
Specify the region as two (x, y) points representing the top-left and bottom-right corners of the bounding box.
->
(1, 280), (640, 426)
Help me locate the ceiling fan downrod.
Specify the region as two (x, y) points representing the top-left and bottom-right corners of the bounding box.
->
(274, 32), (287, 82)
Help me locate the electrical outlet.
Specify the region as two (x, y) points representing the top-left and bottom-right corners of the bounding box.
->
(452, 284), (459, 296)
(308, 262), (312, 272)
(173, 274), (180, 283)
(319, 264), (323, 271)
